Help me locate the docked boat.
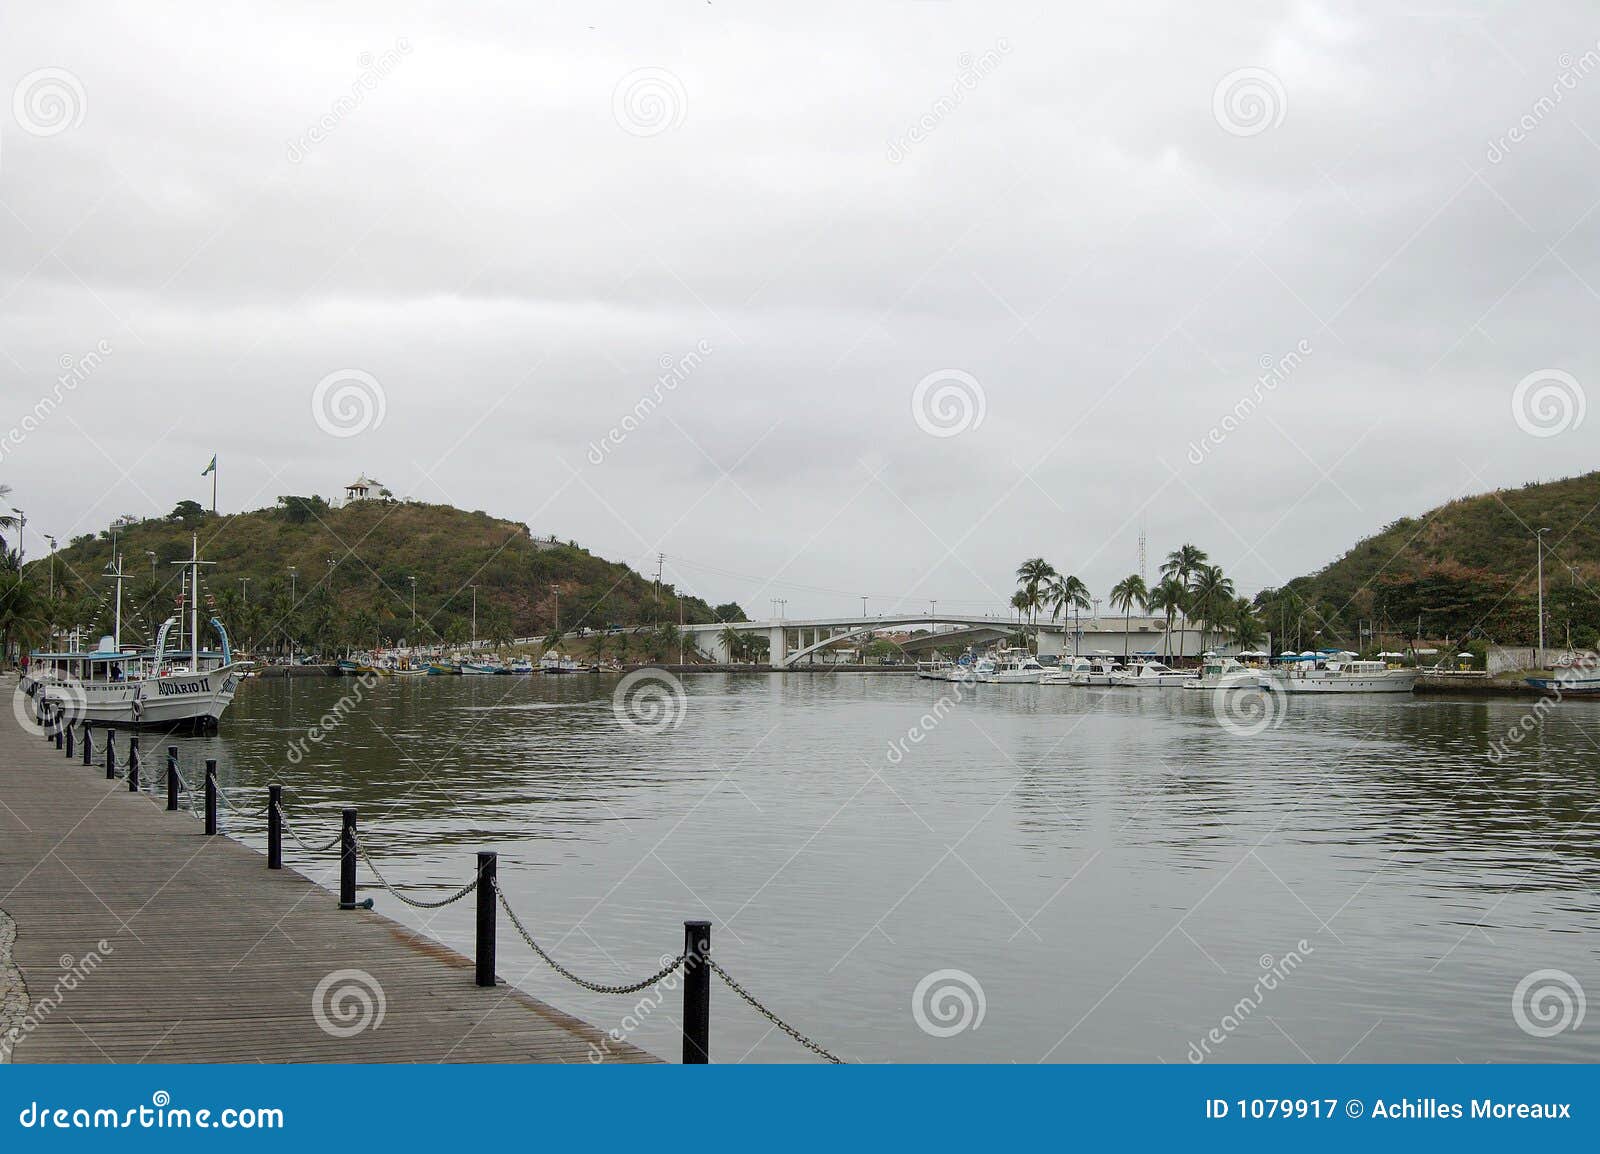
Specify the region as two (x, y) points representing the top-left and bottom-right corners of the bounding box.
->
(20, 537), (242, 730)
(1526, 662), (1600, 694)
(1044, 656), (1127, 686)
(1110, 660), (1195, 688)
(981, 648), (1045, 684)
(1260, 657), (1418, 694)
(1182, 656), (1260, 692)
(427, 660), (462, 675)
(508, 658), (535, 675)
(460, 660), (504, 675)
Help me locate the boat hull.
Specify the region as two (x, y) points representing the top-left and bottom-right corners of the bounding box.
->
(1261, 671), (1418, 694)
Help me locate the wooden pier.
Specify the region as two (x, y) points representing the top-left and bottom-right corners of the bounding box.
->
(0, 690), (653, 1064)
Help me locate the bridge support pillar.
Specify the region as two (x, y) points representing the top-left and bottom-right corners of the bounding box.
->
(769, 626), (788, 669)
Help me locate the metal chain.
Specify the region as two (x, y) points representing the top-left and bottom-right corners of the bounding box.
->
(494, 885), (686, 995)
(216, 788), (270, 817)
(708, 959), (844, 1063)
(273, 804), (343, 854)
(355, 838), (480, 909)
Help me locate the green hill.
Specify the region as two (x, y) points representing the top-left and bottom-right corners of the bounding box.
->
(36, 496), (739, 657)
(1256, 471), (1600, 650)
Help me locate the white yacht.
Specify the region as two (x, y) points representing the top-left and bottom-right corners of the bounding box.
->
(1110, 660), (1195, 688)
(1181, 656), (1260, 692)
(1042, 656), (1126, 686)
(20, 537), (242, 730)
(1260, 657), (1418, 694)
(981, 648), (1045, 684)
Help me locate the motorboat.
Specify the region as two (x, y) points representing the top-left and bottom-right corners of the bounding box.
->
(1181, 656), (1260, 692)
(1260, 656), (1418, 694)
(981, 648), (1045, 684)
(1110, 660), (1195, 688)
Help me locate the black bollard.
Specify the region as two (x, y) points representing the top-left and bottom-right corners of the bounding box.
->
(204, 760), (218, 835)
(475, 852), (497, 988)
(82, 725), (93, 767)
(267, 786), (283, 870)
(166, 747), (180, 812)
(683, 920), (712, 1064)
(105, 728), (117, 780)
(65, 723), (74, 759)
(41, 701), (53, 739)
(54, 722), (64, 750)
(339, 809), (358, 909)
(127, 738), (140, 792)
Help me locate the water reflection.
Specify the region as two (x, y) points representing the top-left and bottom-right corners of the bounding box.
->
(169, 673), (1600, 1063)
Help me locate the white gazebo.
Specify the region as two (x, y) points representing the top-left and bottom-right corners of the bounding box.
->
(344, 474), (382, 503)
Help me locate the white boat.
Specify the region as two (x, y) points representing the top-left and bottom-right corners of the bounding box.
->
(1260, 658), (1418, 694)
(1110, 660), (1195, 688)
(1181, 656), (1261, 692)
(20, 537), (242, 730)
(981, 648), (1045, 684)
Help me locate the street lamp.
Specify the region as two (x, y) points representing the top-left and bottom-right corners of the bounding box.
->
(287, 566), (298, 665)
(146, 550), (157, 582)
(550, 583), (560, 638)
(860, 595), (868, 619)
(1536, 527), (1551, 660)
(408, 576), (417, 631)
(43, 534), (57, 602)
(9, 508), (24, 562)
(469, 584), (478, 648)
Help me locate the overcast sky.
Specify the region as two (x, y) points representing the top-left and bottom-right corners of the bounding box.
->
(2, 2), (1596, 618)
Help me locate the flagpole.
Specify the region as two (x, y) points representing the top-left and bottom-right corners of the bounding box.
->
(212, 459), (217, 514)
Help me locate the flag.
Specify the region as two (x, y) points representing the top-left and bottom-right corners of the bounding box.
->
(201, 455), (216, 476)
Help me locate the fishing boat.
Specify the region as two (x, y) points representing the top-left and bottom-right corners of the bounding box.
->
(427, 660), (461, 675)
(981, 648), (1045, 684)
(20, 537), (242, 730)
(508, 657), (535, 675)
(460, 660), (503, 675)
(1182, 656), (1260, 692)
(1110, 660), (1195, 688)
(1526, 659), (1600, 694)
(1260, 655), (1418, 694)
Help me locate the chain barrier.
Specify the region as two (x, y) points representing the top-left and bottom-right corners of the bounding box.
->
(273, 804), (344, 854)
(355, 838), (480, 909)
(707, 958), (844, 1063)
(495, 885), (686, 995)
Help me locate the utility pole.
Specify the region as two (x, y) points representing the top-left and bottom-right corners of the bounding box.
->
(550, 583), (560, 638)
(43, 535), (56, 603)
(408, 575), (417, 634)
(469, 584), (479, 649)
(654, 553), (664, 626)
(1536, 527), (1551, 661)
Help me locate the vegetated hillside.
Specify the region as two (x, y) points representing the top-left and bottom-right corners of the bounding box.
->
(1257, 471), (1600, 648)
(45, 496), (740, 654)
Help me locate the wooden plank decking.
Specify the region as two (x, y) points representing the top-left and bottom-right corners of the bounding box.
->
(0, 686), (654, 1063)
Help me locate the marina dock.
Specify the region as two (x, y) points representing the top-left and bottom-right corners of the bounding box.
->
(0, 692), (652, 1064)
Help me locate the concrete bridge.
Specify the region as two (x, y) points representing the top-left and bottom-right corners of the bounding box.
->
(679, 613), (1017, 669)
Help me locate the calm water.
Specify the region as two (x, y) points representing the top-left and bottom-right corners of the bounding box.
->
(169, 672), (1600, 1064)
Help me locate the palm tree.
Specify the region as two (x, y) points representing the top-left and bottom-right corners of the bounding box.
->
(719, 624), (745, 665)
(0, 569), (46, 666)
(1160, 543), (1209, 639)
(1014, 557), (1057, 644)
(1149, 576), (1188, 660)
(1189, 564), (1235, 651)
(1047, 574), (1091, 657)
(1009, 589), (1031, 631)
(1231, 596), (1266, 652)
(1107, 574), (1149, 662)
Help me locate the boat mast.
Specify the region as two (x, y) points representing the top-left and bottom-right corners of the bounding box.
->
(109, 554), (124, 650)
(173, 534), (215, 670)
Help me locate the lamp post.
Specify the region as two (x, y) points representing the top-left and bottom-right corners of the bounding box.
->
(287, 566), (297, 664)
(43, 535), (56, 601)
(1536, 527), (1551, 661)
(10, 507), (24, 562)
(860, 595), (868, 619)
(146, 550), (157, 582)
(469, 584), (478, 649)
(408, 576), (417, 631)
